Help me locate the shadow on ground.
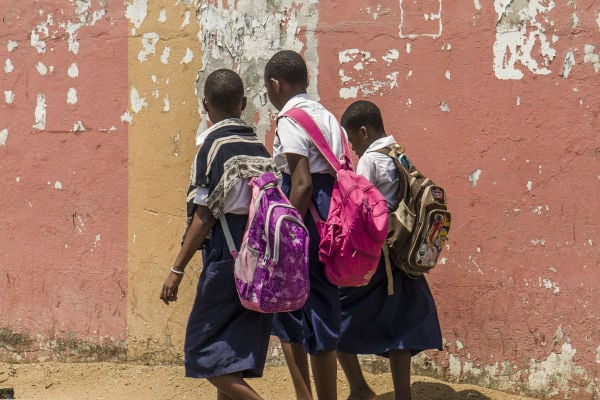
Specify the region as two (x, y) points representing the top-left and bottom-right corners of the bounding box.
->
(376, 382), (491, 399)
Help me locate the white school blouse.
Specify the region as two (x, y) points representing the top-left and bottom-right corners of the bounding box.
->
(273, 94), (345, 174)
(356, 135), (400, 210)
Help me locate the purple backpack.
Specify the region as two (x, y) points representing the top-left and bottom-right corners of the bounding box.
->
(283, 108), (389, 287)
(220, 171), (310, 313)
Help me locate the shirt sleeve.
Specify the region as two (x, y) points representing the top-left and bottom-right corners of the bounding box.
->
(356, 153), (378, 185)
(276, 116), (311, 158)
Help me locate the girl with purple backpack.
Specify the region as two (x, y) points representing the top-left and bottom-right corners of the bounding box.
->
(264, 50), (345, 400)
(160, 69), (278, 400)
(337, 100), (443, 399)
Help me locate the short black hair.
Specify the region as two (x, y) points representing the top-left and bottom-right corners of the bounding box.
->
(341, 100), (385, 132)
(204, 69), (244, 114)
(264, 50), (308, 86)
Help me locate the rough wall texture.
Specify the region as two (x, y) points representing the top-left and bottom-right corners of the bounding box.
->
(1, 1), (599, 398)
(0, 1), (128, 361)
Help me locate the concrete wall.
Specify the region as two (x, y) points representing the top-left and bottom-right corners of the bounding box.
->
(1, 1), (598, 398)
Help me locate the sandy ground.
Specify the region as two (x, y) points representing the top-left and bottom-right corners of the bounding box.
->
(0, 362), (537, 400)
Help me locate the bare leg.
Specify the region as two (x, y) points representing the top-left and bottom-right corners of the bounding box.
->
(208, 372), (263, 400)
(281, 341), (313, 400)
(337, 351), (376, 400)
(310, 350), (338, 400)
(389, 350), (412, 400)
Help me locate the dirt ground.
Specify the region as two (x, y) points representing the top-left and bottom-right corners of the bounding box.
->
(0, 362), (537, 400)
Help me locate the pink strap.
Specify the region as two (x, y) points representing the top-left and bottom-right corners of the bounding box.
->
(283, 108), (352, 172)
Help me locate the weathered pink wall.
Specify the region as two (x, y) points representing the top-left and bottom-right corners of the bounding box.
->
(317, 1), (599, 397)
(0, 1), (128, 360)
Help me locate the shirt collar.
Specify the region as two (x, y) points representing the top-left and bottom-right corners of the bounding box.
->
(278, 93), (312, 116)
(195, 118), (248, 146)
(364, 135), (397, 153)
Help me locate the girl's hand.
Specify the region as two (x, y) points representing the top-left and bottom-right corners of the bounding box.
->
(160, 271), (183, 305)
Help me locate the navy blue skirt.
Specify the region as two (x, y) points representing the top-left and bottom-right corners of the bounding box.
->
(271, 173), (341, 354)
(184, 213), (273, 378)
(338, 256), (443, 356)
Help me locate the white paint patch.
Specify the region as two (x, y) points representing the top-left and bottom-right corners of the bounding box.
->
(120, 111), (132, 123)
(493, 0), (556, 80)
(181, 48), (194, 64)
(528, 342), (586, 395)
(160, 47), (170, 64)
(181, 11), (190, 29)
(138, 32), (159, 62)
(0, 129), (8, 146)
(36, 61), (48, 75)
(158, 8), (167, 23)
(68, 63), (79, 78)
(469, 169), (482, 187)
(30, 30), (46, 53)
(125, 0), (148, 30)
(130, 88), (147, 113)
(4, 91), (14, 104)
(382, 49), (399, 65)
(34, 94), (47, 130)
(474, 0), (481, 11)
(339, 49), (400, 97)
(54, 181), (63, 190)
(540, 278), (560, 293)
(7, 40), (18, 52)
(561, 50), (575, 78)
(527, 180), (533, 191)
(72, 121), (85, 132)
(583, 44), (600, 72)
(67, 88), (78, 104)
(339, 87), (359, 99)
(4, 59), (14, 73)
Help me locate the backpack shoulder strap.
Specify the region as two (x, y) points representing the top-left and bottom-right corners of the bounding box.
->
(374, 145), (410, 204)
(282, 107), (350, 172)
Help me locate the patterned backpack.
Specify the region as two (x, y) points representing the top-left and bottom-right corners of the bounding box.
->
(220, 171), (310, 313)
(377, 145), (451, 277)
(283, 108), (389, 287)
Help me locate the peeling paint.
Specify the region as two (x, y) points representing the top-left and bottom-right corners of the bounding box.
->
(469, 169), (482, 187)
(67, 62), (79, 78)
(0, 129), (8, 146)
(4, 59), (14, 73)
(33, 94), (47, 130)
(583, 44), (600, 72)
(4, 91), (14, 104)
(493, 0), (557, 80)
(67, 88), (78, 104)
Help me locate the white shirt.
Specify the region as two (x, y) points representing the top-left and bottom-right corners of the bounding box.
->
(273, 94), (345, 174)
(356, 136), (400, 210)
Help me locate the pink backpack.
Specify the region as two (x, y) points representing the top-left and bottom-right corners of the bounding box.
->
(220, 171), (310, 313)
(283, 108), (389, 287)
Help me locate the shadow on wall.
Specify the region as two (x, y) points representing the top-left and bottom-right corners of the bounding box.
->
(377, 382), (491, 399)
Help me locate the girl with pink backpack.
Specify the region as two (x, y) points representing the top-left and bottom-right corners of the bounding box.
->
(265, 50), (345, 400)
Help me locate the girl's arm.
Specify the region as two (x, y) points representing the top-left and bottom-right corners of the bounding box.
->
(160, 205), (216, 305)
(286, 153), (313, 218)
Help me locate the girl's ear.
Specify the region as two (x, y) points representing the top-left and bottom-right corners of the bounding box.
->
(270, 77), (281, 93)
(359, 125), (369, 139)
